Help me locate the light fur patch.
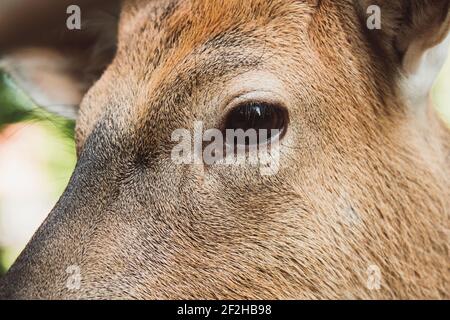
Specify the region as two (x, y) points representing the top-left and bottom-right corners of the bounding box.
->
(400, 33), (450, 111)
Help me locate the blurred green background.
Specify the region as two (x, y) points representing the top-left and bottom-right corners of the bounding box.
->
(0, 53), (449, 276)
(0, 71), (76, 274)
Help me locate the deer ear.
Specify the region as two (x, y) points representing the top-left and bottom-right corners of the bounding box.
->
(0, 0), (119, 119)
(358, 0), (450, 105)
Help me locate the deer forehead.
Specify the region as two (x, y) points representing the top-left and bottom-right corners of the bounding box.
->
(115, 0), (318, 78)
(78, 0), (363, 141)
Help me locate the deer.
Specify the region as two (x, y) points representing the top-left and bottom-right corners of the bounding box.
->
(0, 0), (449, 299)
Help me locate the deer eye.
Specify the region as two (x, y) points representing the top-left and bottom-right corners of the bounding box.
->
(223, 101), (288, 146)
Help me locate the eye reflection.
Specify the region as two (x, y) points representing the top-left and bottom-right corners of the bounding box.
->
(223, 101), (288, 146)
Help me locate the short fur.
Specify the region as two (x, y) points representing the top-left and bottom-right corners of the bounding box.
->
(0, 0), (449, 299)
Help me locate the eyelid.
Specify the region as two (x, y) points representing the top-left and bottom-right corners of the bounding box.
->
(222, 90), (287, 115)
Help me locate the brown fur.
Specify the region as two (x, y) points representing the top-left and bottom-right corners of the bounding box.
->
(0, 0), (449, 299)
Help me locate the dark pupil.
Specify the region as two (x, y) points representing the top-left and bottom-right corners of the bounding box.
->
(224, 102), (286, 145)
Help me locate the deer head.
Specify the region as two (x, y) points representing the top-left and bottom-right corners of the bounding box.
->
(0, 0), (449, 299)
